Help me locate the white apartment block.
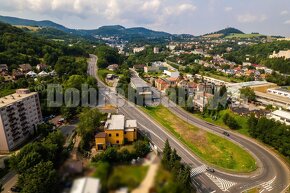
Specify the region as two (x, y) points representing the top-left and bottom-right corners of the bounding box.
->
(133, 47), (145, 53)
(269, 50), (290, 59)
(0, 89), (42, 152)
(267, 88), (290, 99)
(164, 69), (180, 78)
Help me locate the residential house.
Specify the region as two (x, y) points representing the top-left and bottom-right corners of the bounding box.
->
(12, 69), (24, 80)
(18, 64), (32, 73)
(133, 64), (145, 72)
(155, 78), (170, 92)
(95, 114), (137, 151)
(0, 64), (8, 73)
(107, 64), (119, 71)
(36, 64), (48, 71)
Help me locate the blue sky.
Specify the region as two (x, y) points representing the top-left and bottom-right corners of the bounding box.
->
(0, 0), (289, 36)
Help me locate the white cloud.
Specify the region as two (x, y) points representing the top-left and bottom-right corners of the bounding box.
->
(225, 6), (233, 12)
(237, 13), (267, 23)
(284, 20), (290, 24)
(280, 10), (289, 15)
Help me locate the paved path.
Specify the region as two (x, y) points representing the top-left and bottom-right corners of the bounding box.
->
(132, 154), (159, 193)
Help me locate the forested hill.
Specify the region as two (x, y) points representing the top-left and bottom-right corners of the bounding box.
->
(203, 27), (244, 37)
(0, 22), (87, 67)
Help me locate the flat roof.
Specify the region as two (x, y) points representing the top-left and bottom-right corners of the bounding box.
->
(271, 110), (290, 119)
(131, 77), (149, 88)
(255, 91), (290, 104)
(70, 177), (100, 193)
(0, 92), (37, 108)
(125, 120), (137, 128)
(105, 115), (125, 130)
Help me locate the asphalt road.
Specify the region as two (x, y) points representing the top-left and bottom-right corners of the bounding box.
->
(88, 54), (290, 193)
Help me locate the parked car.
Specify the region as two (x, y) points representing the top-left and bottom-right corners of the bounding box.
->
(223, 131), (230, 136)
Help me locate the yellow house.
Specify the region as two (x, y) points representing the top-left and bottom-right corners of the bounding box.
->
(95, 132), (107, 151)
(95, 114), (137, 151)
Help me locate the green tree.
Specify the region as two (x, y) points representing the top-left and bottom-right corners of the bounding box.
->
(18, 161), (58, 193)
(240, 87), (256, 102)
(133, 140), (150, 158)
(162, 139), (172, 169)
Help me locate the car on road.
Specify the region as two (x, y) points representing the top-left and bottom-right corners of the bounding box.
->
(206, 167), (215, 173)
(223, 131), (230, 136)
(11, 186), (21, 192)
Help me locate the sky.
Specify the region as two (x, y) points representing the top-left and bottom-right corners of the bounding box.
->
(0, 0), (290, 36)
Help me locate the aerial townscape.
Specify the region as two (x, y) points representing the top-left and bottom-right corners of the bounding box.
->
(0, 1), (290, 193)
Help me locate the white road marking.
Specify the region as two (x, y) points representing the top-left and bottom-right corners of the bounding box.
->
(259, 176), (276, 192)
(190, 165), (207, 177)
(205, 172), (237, 192)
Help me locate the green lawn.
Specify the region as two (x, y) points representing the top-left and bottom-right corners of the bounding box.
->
(203, 72), (242, 83)
(242, 187), (261, 193)
(143, 106), (257, 173)
(194, 109), (250, 136)
(154, 165), (175, 192)
(97, 69), (112, 83)
(108, 165), (148, 191)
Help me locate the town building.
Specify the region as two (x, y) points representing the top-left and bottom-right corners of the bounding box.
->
(269, 50), (290, 59)
(153, 47), (160, 54)
(130, 77), (152, 96)
(164, 69), (180, 78)
(155, 78), (170, 92)
(70, 177), (101, 193)
(267, 110), (290, 126)
(0, 89), (42, 152)
(36, 64), (48, 71)
(267, 88), (290, 99)
(133, 46), (145, 53)
(0, 64), (8, 73)
(95, 114), (137, 151)
(106, 64), (119, 71)
(18, 64), (32, 73)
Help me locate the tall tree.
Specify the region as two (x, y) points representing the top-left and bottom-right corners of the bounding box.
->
(162, 139), (172, 169)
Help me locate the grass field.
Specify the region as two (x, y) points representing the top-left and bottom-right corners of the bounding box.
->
(97, 69), (114, 84)
(143, 106), (256, 172)
(203, 72), (243, 83)
(154, 165), (175, 192)
(194, 109), (250, 136)
(225, 33), (266, 39)
(109, 165), (148, 191)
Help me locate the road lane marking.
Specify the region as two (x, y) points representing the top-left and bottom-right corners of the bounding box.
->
(204, 172), (237, 192)
(190, 165), (207, 177)
(259, 176), (276, 192)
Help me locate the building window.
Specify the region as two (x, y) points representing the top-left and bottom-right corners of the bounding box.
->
(109, 134), (111, 137)
(116, 133), (119, 137)
(124, 132), (127, 134)
(116, 140), (119, 144)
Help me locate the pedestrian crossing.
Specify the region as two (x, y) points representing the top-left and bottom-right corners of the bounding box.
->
(190, 165), (207, 177)
(259, 176), (276, 192)
(205, 172), (237, 192)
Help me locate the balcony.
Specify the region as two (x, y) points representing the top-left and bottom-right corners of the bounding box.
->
(10, 122), (17, 127)
(8, 112), (15, 117)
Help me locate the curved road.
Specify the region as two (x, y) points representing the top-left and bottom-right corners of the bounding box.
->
(88, 54), (290, 193)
